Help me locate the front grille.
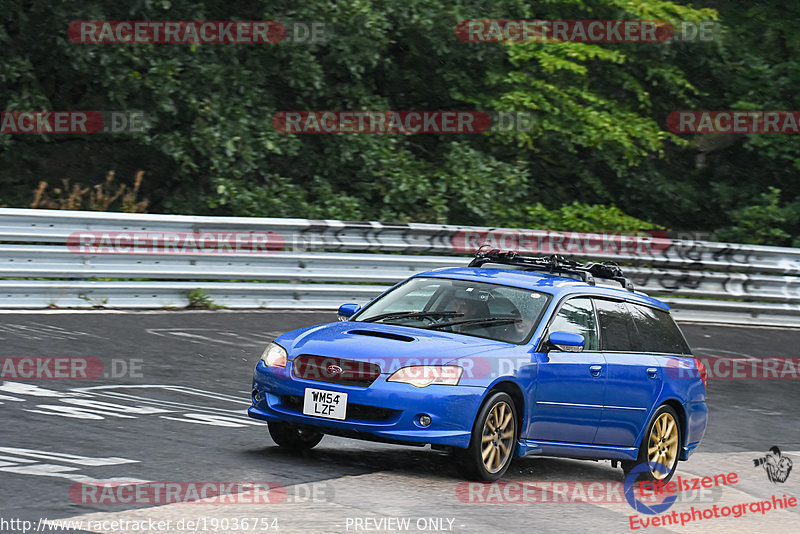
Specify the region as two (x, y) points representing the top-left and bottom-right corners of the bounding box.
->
(281, 395), (400, 422)
(292, 354), (381, 387)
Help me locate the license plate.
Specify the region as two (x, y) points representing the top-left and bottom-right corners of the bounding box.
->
(303, 388), (347, 420)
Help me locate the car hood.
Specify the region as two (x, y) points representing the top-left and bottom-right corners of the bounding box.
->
(275, 320), (515, 374)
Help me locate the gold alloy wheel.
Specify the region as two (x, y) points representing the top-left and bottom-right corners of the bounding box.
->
(480, 401), (515, 474)
(648, 412), (679, 479)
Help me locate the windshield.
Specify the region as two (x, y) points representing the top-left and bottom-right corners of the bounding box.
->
(353, 277), (551, 344)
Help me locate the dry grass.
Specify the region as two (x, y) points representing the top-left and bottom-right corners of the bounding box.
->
(30, 171), (149, 213)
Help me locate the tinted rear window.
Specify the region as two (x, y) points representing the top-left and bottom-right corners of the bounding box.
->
(594, 299), (638, 352)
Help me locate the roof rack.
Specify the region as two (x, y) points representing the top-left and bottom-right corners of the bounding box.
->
(468, 248), (635, 292)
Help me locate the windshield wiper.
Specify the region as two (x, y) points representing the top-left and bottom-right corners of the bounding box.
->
(360, 311), (463, 323)
(424, 316), (521, 330)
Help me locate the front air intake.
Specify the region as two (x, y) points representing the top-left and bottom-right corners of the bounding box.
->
(347, 330), (415, 342)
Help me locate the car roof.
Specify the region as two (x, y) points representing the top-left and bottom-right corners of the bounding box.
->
(415, 266), (669, 311)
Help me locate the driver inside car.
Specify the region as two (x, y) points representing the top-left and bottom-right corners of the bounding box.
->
(451, 289), (493, 336)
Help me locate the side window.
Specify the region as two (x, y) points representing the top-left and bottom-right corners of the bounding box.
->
(627, 303), (692, 354)
(594, 299), (638, 352)
(547, 298), (599, 351)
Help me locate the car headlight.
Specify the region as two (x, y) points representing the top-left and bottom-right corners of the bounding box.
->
(386, 365), (463, 387)
(260, 342), (287, 368)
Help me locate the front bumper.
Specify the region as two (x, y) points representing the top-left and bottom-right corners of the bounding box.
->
(248, 361), (485, 449)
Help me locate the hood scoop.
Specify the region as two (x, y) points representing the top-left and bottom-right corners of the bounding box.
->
(348, 330), (415, 342)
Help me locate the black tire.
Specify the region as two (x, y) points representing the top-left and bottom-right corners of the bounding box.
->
(622, 405), (681, 483)
(268, 422), (324, 450)
(458, 392), (517, 481)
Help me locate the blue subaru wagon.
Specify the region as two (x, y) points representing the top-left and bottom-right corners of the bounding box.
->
(248, 250), (708, 481)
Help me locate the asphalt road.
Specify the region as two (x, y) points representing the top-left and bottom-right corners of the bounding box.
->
(0, 311), (798, 534)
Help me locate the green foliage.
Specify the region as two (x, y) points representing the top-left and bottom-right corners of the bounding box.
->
(186, 288), (223, 309)
(713, 187), (797, 246)
(666, 2), (800, 239)
(0, 0), (796, 242)
(518, 202), (661, 233)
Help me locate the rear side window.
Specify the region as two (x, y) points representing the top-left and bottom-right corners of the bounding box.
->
(594, 299), (638, 352)
(627, 303), (692, 355)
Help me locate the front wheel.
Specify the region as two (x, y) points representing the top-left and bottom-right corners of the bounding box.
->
(623, 405), (681, 483)
(458, 392), (517, 481)
(268, 422), (323, 450)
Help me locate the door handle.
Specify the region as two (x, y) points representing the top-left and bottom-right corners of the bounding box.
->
(589, 365), (602, 377)
(647, 367), (658, 379)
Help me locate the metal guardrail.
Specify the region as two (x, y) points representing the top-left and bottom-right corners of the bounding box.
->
(1, 208), (799, 326)
(3, 207), (800, 272)
(1, 246), (799, 303)
(0, 280), (385, 309)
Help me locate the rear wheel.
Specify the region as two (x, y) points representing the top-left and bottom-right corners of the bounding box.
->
(622, 405), (681, 482)
(458, 392), (517, 481)
(268, 422), (323, 450)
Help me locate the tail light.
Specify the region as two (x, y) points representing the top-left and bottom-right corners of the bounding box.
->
(695, 358), (707, 389)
